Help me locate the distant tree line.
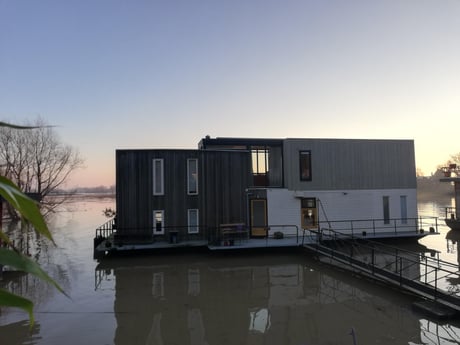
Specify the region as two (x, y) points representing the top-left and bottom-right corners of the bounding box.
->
(53, 185), (115, 194)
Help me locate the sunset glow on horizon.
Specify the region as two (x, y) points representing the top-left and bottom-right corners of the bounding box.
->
(1, 1), (459, 187)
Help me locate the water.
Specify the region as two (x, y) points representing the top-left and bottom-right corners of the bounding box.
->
(1, 195), (460, 345)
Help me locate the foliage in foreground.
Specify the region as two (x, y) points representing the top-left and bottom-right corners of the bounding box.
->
(0, 122), (65, 326)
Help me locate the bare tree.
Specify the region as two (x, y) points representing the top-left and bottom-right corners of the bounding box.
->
(0, 117), (84, 217)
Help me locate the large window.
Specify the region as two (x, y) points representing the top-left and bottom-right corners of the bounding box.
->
(251, 147), (269, 186)
(187, 158), (198, 195)
(299, 151), (312, 181)
(153, 159), (164, 195)
(188, 209), (199, 234)
(153, 210), (164, 235)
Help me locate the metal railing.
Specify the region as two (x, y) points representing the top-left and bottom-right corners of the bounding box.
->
(315, 216), (438, 237)
(266, 224), (299, 241)
(95, 218), (117, 239)
(304, 228), (460, 310)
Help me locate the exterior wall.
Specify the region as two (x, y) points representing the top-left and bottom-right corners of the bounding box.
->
(267, 188), (418, 236)
(283, 139), (416, 191)
(116, 149), (251, 241)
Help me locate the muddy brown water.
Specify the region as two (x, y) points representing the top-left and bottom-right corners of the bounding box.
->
(1, 195), (460, 344)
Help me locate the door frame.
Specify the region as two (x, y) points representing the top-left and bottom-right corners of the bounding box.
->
(250, 199), (268, 237)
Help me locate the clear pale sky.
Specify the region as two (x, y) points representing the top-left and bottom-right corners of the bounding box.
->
(1, 0), (459, 187)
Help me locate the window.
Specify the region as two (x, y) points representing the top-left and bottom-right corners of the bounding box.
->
(383, 196), (390, 224)
(251, 147), (270, 186)
(153, 159), (164, 195)
(187, 158), (198, 195)
(299, 151), (312, 181)
(400, 195), (407, 224)
(153, 210), (164, 235)
(188, 209), (199, 234)
(251, 147), (269, 175)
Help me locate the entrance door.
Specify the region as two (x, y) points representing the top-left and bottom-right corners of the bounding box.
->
(251, 199), (267, 237)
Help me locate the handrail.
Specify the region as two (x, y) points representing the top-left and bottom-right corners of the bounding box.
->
(305, 227), (460, 309)
(315, 215), (438, 237)
(265, 225), (299, 245)
(95, 218), (117, 239)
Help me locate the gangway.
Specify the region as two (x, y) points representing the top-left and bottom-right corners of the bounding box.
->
(303, 228), (460, 315)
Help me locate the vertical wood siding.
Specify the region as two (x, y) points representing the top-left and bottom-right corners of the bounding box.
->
(116, 149), (251, 239)
(283, 139), (416, 191)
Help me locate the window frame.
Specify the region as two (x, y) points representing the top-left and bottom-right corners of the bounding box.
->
(383, 196), (390, 225)
(299, 150), (312, 181)
(153, 158), (164, 195)
(400, 195), (407, 224)
(153, 210), (165, 235)
(187, 158), (199, 195)
(188, 209), (199, 234)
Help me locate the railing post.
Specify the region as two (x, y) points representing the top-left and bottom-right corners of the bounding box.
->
(373, 219), (376, 236)
(399, 257), (403, 286)
(424, 256), (428, 284)
(435, 269), (438, 301)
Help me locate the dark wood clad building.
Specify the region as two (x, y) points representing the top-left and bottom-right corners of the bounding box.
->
(115, 149), (251, 243)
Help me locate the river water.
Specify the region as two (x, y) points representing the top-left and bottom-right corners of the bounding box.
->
(1, 195), (460, 345)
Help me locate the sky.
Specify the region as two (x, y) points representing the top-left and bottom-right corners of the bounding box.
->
(1, 0), (459, 187)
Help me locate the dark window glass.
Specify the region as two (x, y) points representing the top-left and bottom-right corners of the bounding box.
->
(383, 196), (390, 224)
(299, 151), (312, 181)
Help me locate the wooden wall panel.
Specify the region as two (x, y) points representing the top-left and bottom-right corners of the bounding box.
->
(116, 149), (251, 239)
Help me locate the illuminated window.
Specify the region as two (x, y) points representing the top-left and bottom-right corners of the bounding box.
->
(299, 151), (312, 181)
(153, 210), (164, 235)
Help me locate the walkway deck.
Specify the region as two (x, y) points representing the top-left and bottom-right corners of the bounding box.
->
(304, 229), (460, 317)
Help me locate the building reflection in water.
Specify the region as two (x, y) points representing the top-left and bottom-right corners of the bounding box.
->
(94, 251), (460, 345)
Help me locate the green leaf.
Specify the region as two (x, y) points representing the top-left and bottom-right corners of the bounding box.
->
(0, 288), (34, 325)
(0, 176), (53, 243)
(0, 230), (11, 245)
(0, 248), (68, 297)
(0, 121), (53, 130)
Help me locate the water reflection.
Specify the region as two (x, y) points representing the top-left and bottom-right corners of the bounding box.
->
(97, 252), (431, 345)
(2, 197), (460, 344)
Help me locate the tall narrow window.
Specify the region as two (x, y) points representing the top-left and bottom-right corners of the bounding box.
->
(153, 210), (164, 235)
(188, 209), (199, 234)
(153, 159), (164, 195)
(400, 195), (407, 224)
(383, 196), (390, 224)
(251, 147), (269, 186)
(299, 151), (312, 181)
(187, 159), (198, 195)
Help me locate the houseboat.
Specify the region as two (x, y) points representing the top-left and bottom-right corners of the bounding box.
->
(440, 164), (460, 231)
(94, 136), (437, 254)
